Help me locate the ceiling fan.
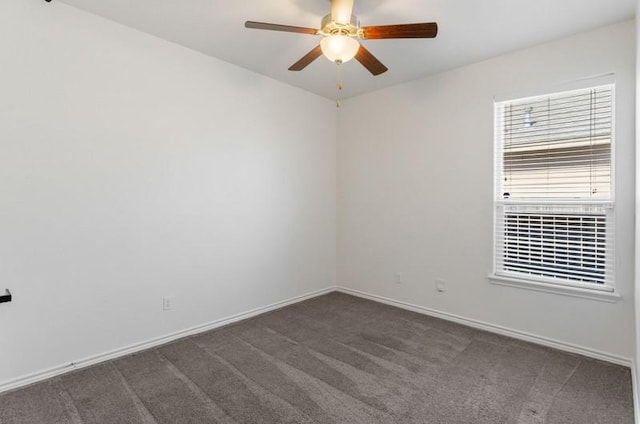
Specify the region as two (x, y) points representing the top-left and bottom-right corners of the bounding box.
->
(245, 0), (438, 76)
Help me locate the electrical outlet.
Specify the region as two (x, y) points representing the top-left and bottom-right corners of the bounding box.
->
(163, 296), (172, 311)
(395, 272), (402, 284)
(436, 279), (446, 292)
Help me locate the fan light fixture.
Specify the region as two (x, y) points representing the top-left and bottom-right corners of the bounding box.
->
(320, 35), (360, 64)
(245, 0), (438, 76)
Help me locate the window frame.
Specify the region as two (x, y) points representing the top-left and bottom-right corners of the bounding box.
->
(490, 84), (617, 301)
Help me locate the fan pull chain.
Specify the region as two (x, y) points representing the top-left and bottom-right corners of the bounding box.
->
(336, 66), (342, 108)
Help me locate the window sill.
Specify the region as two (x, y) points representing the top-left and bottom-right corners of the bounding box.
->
(488, 274), (621, 303)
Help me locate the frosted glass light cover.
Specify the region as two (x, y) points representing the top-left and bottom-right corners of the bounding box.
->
(320, 35), (360, 63)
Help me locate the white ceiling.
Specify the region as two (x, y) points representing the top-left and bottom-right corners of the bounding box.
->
(57, 0), (635, 100)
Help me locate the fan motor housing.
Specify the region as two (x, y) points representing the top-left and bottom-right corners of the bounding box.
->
(320, 14), (359, 37)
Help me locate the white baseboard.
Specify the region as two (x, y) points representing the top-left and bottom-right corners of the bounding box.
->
(0, 286), (336, 394)
(3, 285), (633, 397)
(336, 286), (633, 368)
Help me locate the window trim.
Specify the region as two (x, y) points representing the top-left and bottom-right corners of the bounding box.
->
(492, 84), (617, 297)
(488, 273), (621, 303)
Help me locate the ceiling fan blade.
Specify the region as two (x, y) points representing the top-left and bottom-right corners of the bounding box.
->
(288, 45), (323, 71)
(331, 0), (355, 24)
(361, 22), (438, 39)
(245, 21), (319, 35)
(355, 45), (388, 76)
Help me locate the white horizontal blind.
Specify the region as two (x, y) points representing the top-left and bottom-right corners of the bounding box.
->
(499, 86), (612, 200)
(495, 204), (613, 286)
(494, 85), (614, 289)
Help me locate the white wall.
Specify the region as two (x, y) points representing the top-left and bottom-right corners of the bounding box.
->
(0, 0), (336, 385)
(338, 20), (636, 360)
(635, 0), (640, 417)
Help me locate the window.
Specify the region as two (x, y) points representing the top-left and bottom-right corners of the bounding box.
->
(493, 85), (614, 292)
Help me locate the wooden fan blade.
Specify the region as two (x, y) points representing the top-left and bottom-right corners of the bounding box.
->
(361, 22), (438, 39)
(331, 0), (355, 24)
(245, 21), (318, 35)
(355, 45), (388, 76)
(289, 45), (323, 71)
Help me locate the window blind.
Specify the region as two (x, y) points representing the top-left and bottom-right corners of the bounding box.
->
(497, 86), (612, 200)
(494, 85), (614, 289)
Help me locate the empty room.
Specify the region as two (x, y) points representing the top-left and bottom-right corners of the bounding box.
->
(1, 0), (639, 423)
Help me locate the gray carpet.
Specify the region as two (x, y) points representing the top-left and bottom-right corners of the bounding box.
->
(0, 292), (634, 423)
